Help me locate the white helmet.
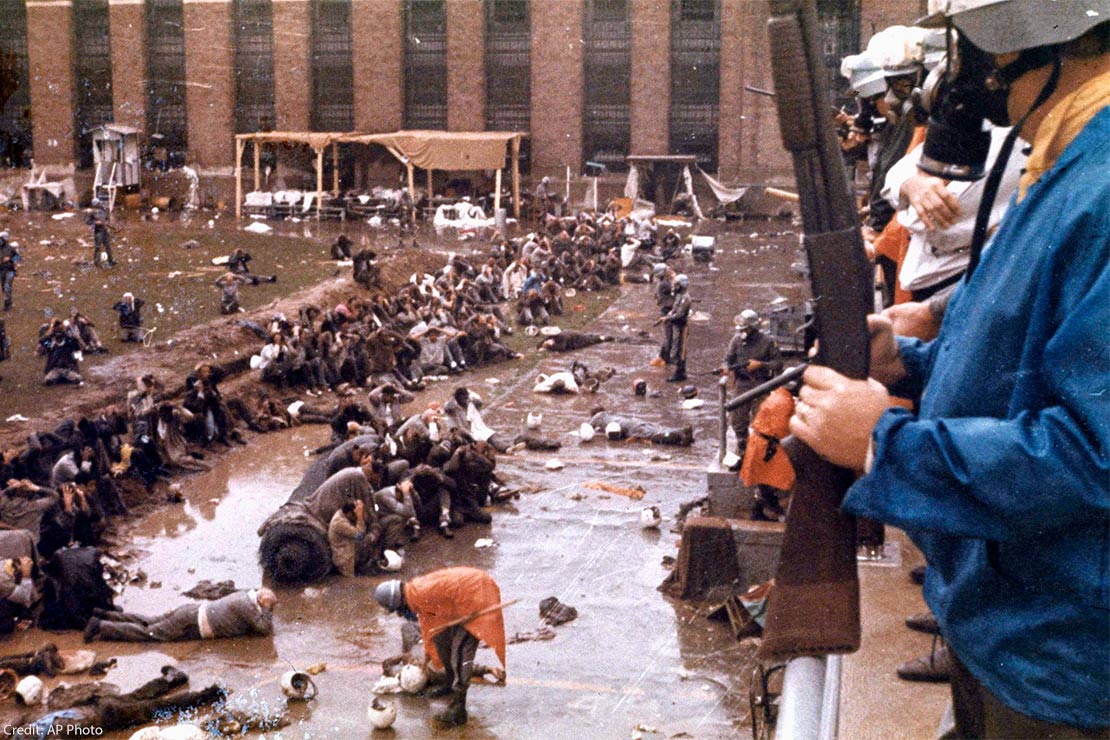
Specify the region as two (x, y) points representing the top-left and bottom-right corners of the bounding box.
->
(579, 422), (596, 441)
(367, 697), (398, 729)
(920, 0), (1110, 55)
(605, 422), (622, 440)
(736, 309), (760, 330)
(526, 411), (543, 429)
(675, 274), (689, 288)
(640, 505), (663, 529)
(280, 670), (316, 700)
(381, 549), (403, 572)
(400, 663), (429, 693)
(840, 51), (888, 98)
(15, 675), (43, 705)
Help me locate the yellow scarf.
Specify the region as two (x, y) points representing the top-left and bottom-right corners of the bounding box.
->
(1019, 69), (1110, 201)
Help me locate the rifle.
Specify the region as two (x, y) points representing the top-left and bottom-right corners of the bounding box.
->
(756, 0), (873, 662)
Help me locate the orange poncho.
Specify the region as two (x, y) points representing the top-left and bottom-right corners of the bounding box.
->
(740, 387), (796, 492)
(404, 567), (507, 670)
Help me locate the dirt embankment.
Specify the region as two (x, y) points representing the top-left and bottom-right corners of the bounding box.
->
(0, 248), (445, 451)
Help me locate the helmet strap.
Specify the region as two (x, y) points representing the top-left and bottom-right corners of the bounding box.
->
(964, 55), (1061, 280)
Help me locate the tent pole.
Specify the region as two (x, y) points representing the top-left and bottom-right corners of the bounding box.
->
(252, 139), (260, 192)
(511, 136), (521, 220)
(332, 142), (339, 196)
(494, 168), (502, 216)
(426, 168), (433, 202)
(316, 147), (324, 221)
(407, 162), (415, 201)
(235, 137), (243, 220)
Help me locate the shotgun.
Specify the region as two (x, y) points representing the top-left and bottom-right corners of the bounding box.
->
(756, 0), (873, 661)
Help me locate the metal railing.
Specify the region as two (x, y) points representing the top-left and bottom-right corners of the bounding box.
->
(775, 656), (841, 740)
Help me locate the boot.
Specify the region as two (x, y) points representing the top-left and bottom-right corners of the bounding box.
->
(905, 611), (940, 635)
(896, 642), (952, 683)
(434, 691), (468, 726)
(666, 362), (687, 382)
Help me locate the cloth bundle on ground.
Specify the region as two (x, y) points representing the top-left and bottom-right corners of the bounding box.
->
(538, 597), (578, 625)
(38, 546), (114, 631)
(532, 372), (579, 394)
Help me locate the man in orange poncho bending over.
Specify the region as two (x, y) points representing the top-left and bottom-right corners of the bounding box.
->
(374, 567), (506, 726)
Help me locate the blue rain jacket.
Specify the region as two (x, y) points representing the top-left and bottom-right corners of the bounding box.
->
(844, 108), (1110, 727)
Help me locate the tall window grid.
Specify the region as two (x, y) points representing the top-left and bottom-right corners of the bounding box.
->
(0, 0), (32, 167)
(404, 0), (447, 130)
(817, 0), (860, 109)
(234, 0), (275, 134)
(146, 0), (188, 164)
(485, 0), (530, 171)
(74, 0), (114, 169)
(669, 0), (719, 171)
(583, 0), (631, 172)
(311, 0), (353, 132)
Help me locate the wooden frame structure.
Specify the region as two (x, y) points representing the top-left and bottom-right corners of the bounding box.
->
(234, 130), (527, 221)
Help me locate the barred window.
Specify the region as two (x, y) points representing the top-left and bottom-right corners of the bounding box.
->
(74, 0), (114, 169)
(235, 0), (275, 133)
(0, 0), (33, 167)
(404, 0), (447, 130)
(146, 0), (188, 162)
(583, 0), (630, 171)
(669, 0), (719, 170)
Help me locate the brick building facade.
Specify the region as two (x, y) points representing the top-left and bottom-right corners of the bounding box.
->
(3, 0), (926, 191)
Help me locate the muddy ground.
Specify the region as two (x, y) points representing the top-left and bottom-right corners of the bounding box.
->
(0, 210), (808, 738)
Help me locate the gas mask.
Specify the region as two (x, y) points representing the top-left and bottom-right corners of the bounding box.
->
(919, 29), (1061, 180)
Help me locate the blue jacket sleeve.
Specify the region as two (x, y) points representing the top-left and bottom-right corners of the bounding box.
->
(888, 336), (937, 401)
(845, 268), (1109, 542)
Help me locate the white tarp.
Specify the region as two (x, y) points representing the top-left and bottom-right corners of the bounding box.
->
(699, 167), (749, 205)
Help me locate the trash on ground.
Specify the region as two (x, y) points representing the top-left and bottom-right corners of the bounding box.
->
(244, 221), (272, 234)
(681, 399), (705, 410)
(539, 596), (578, 626)
(508, 626), (557, 644)
(545, 459), (565, 471)
(183, 579), (237, 600)
(585, 481), (645, 500)
(474, 538), (496, 549)
(640, 506), (663, 529)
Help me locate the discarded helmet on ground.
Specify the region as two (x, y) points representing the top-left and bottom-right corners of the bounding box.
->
(679, 385), (698, 399)
(368, 697), (398, 729)
(381, 549), (404, 572)
(632, 379), (647, 397)
(281, 670), (317, 700)
(641, 505), (663, 529)
(579, 422), (596, 442)
(605, 422), (622, 440)
(526, 411), (543, 429)
(374, 580), (404, 612)
(14, 675), (43, 705)
(400, 663), (429, 693)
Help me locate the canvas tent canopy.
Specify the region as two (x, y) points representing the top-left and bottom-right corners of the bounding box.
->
(234, 130), (527, 220)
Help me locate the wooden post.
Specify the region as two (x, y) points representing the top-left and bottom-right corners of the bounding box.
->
(407, 162), (416, 201)
(511, 135), (521, 220)
(235, 137), (243, 220)
(426, 168), (433, 201)
(315, 147), (324, 220)
(494, 167), (502, 215)
(252, 138), (260, 191)
(331, 142), (340, 196)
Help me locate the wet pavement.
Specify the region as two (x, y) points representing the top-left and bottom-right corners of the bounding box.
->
(2, 219), (810, 738)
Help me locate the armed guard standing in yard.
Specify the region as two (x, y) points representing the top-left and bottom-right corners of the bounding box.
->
(721, 309), (782, 456)
(657, 273), (691, 382)
(0, 231), (20, 310)
(651, 265), (676, 367)
(87, 199), (116, 267)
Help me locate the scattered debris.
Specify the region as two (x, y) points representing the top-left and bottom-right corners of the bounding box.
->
(508, 626), (557, 644)
(368, 697), (397, 729)
(544, 459), (565, 471)
(585, 481), (645, 500)
(243, 221), (272, 234)
(539, 596), (578, 626)
(183, 579), (237, 600)
(681, 399), (705, 410)
(5, 414), (29, 422)
(474, 538), (496, 549)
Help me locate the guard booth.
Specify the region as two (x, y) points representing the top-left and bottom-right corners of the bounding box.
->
(624, 154), (702, 216)
(91, 125), (142, 204)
